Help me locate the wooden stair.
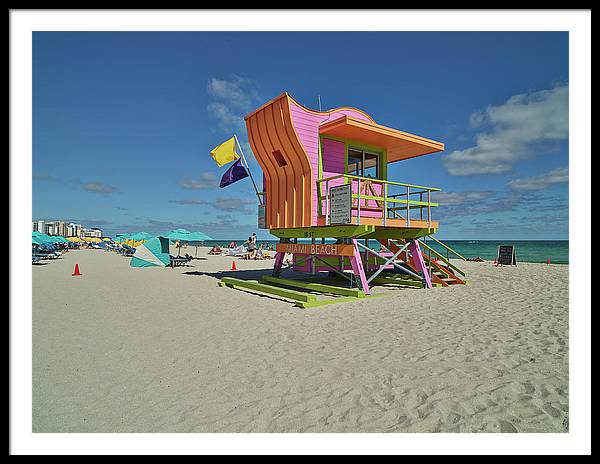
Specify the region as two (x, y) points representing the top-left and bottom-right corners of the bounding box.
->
(376, 237), (466, 287)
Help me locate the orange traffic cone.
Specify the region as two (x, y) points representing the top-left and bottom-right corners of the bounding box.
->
(72, 263), (82, 276)
(230, 260), (237, 271)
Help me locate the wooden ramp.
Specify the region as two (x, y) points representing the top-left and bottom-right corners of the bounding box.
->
(219, 276), (386, 308)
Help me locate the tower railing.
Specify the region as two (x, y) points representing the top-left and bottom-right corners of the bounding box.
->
(317, 174), (440, 227)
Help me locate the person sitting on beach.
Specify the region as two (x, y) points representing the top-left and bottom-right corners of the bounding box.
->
(228, 241), (237, 248)
(209, 246), (222, 255)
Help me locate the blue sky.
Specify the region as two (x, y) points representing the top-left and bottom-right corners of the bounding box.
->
(33, 32), (568, 240)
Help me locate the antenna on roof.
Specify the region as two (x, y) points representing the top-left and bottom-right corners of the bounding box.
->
(317, 95), (322, 111)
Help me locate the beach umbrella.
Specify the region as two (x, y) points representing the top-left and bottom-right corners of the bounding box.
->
(115, 233), (131, 244)
(130, 236), (171, 268)
(186, 231), (214, 257)
(162, 229), (192, 241)
(161, 229), (194, 256)
(83, 237), (101, 243)
(32, 232), (57, 244)
(127, 231), (153, 247)
(129, 231), (153, 241)
(32, 234), (47, 245)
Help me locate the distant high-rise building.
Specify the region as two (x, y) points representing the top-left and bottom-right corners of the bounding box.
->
(81, 227), (103, 238)
(44, 220), (67, 236)
(32, 220), (45, 233)
(33, 219), (97, 238)
(44, 222), (54, 235)
(67, 223), (82, 237)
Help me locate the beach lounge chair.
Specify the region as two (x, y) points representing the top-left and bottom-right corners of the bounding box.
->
(169, 255), (192, 268)
(227, 245), (248, 256)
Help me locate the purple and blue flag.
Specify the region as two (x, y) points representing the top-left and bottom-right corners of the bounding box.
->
(219, 158), (249, 188)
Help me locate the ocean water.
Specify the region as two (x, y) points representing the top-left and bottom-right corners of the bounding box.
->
(202, 239), (569, 264)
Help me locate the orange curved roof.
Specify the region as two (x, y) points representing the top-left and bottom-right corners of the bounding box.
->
(245, 93), (313, 229)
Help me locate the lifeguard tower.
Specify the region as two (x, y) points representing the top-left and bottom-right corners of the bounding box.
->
(220, 92), (466, 306)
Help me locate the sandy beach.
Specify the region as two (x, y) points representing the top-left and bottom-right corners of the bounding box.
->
(32, 247), (569, 433)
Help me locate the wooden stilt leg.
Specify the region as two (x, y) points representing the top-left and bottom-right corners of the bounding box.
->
(273, 251), (285, 277)
(407, 239), (432, 289)
(350, 239), (371, 295)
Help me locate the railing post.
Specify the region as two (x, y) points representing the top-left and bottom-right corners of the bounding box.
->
(406, 186), (410, 227)
(383, 182), (388, 226)
(325, 180), (330, 225)
(427, 190), (431, 226)
(420, 191), (423, 221)
(357, 178), (361, 225)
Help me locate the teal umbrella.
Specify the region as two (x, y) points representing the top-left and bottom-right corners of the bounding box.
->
(128, 231), (154, 242)
(115, 233), (132, 243)
(161, 229), (194, 256)
(32, 235), (46, 245)
(161, 229), (192, 241)
(186, 231), (214, 257)
(130, 237), (171, 268)
(32, 231), (58, 244)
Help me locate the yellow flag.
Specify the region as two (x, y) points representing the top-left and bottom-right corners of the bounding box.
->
(210, 137), (240, 167)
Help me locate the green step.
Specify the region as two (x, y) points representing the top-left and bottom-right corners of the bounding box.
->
(219, 277), (317, 303)
(296, 293), (388, 309)
(370, 276), (424, 288)
(260, 276), (365, 298)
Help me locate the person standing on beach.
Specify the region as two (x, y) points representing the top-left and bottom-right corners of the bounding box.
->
(245, 233), (257, 259)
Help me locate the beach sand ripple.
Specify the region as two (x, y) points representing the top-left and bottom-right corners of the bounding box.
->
(33, 248), (568, 432)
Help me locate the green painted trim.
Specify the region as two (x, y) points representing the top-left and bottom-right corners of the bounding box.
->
(370, 275), (444, 288)
(318, 173), (441, 192)
(370, 276), (424, 288)
(417, 239), (466, 277)
(260, 276), (365, 298)
(296, 292), (388, 309)
(317, 136), (323, 216)
(350, 194), (439, 207)
(361, 228), (437, 240)
(319, 135), (387, 182)
(220, 277), (316, 302)
(269, 225), (436, 240)
(345, 140), (385, 181)
(428, 235), (467, 261)
(344, 142), (349, 184)
(270, 224), (375, 238)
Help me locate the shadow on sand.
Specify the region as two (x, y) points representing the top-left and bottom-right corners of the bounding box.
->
(182, 268), (274, 282)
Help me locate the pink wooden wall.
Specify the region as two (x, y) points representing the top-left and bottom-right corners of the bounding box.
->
(288, 100), (373, 225)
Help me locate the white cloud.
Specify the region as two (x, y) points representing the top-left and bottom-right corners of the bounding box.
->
(508, 167), (569, 191)
(443, 85), (568, 176)
(207, 75), (259, 133)
(180, 172), (218, 190)
(83, 181), (117, 194)
(433, 190), (494, 206)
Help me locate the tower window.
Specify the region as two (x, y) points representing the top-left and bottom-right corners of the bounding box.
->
(272, 150), (287, 167)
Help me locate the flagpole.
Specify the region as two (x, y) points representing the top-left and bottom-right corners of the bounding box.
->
(233, 134), (263, 205)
